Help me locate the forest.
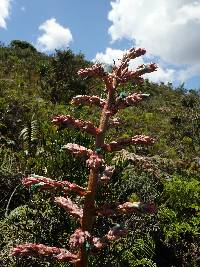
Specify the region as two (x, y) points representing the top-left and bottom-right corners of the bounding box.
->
(0, 40), (199, 267)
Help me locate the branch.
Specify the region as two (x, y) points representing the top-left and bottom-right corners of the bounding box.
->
(52, 115), (101, 136)
(22, 175), (87, 196)
(54, 196), (83, 219)
(121, 48), (147, 63)
(109, 93), (150, 115)
(69, 226), (128, 252)
(116, 63), (157, 84)
(77, 64), (106, 79)
(71, 95), (106, 108)
(102, 135), (155, 152)
(113, 48), (146, 77)
(11, 243), (79, 263)
(92, 225), (128, 250)
(63, 143), (93, 157)
(96, 202), (157, 216)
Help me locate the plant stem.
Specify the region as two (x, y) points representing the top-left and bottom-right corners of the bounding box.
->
(75, 81), (116, 267)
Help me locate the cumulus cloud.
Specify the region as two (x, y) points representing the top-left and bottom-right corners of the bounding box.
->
(177, 64), (200, 82)
(93, 47), (176, 83)
(108, 0), (200, 65)
(107, 0), (200, 83)
(0, 0), (11, 28)
(36, 18), (73, 52)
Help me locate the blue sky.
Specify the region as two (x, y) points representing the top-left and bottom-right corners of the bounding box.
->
(1, 0), (200, 90)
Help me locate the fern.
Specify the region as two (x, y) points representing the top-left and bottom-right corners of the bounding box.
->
(19, 114), (38, 155)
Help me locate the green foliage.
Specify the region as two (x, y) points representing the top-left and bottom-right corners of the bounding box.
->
(159, 176), (200, 239)
(10, 40), (37, 52)
(39, 49), (93, 103)
(0, 41), (200, 266)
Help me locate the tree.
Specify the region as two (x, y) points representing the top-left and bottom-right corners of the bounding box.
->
(39, 49), (92, 103)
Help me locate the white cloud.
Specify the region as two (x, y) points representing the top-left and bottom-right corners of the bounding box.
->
(146, 66), (176, 84)
(95, 47), (123, 65)
(107, 0), (200, 83)
(108, 0), (200, 65)
(36, 18), (73, 52)
(0, 0), (11, 29)
(177, 64), (200, 82)
(93, 47), (176, 84)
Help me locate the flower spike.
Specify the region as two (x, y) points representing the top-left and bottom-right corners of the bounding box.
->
(77, 64), (106, 79)
(96, 202), (157, 216)
(54, 196), (83, 219)
(22, 175), (87, 196)
(52, 115), (101, 136)
(11, 243), (79, 263)
(71, 95), (106, 108)
(63, 143), (93, 157)
(103, 135), (155, 152)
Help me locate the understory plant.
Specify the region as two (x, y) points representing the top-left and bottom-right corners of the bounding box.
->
(11, 47), (157, 266)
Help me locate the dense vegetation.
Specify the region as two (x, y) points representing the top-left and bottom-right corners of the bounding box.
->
(0, 41), (199, 267)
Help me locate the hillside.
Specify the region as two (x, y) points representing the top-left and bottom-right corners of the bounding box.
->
(0, 41), (199, 267)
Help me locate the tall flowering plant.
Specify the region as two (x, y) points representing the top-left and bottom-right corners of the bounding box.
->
(12, 48), (157, 266)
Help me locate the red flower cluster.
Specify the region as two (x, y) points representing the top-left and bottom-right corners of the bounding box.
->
(77, 64), (106, 78)
(121, 48), (146, 62)
(116, 63), (157, 84)
(92, 226), (128, 249)
(86, 153), (104, 170)
(67, 226), (128, 252)
(71, 95), (106, 108)
(96, 201), (156, 216)
(54, 197), (83, 219)
(11, 243), (79, 263)
(63, 143), (93, 157)
(117, 93), (149, 110)
(136, 63), (158, 75)
(103, 135), (155, 152)
(109, 48), (157, 85)
(69, 229), (91, 251)
(113, 48), (146, 78)
(63, 144), (105, 170)
(52, 115), (101, 136)
(22, 175), (87, 196)
(108, 93), (148, 115)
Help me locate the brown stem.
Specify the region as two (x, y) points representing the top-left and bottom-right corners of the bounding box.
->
(75, 78), (116, 267)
